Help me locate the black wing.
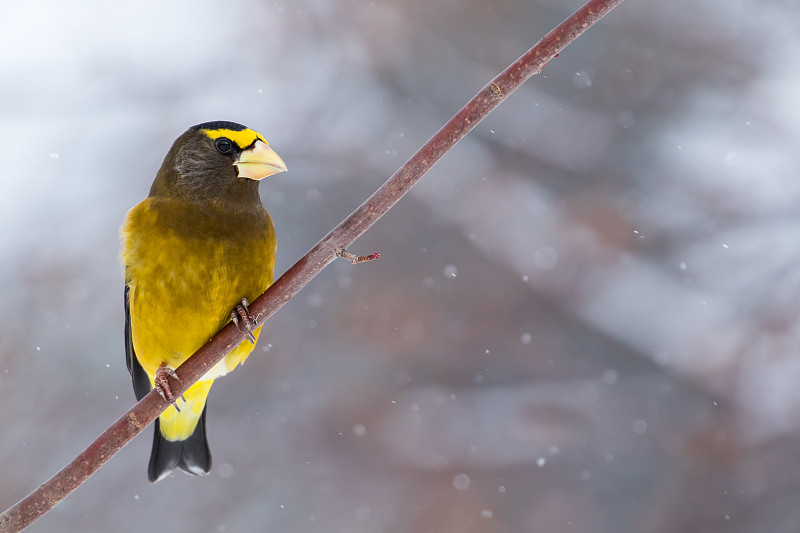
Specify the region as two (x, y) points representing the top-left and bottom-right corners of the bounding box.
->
(125, 283), (152, 401)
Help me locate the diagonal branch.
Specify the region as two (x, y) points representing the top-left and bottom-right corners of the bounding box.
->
(0, 0), (626, 530)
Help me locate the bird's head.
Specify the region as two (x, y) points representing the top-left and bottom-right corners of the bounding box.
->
(150, 121), (287, 205)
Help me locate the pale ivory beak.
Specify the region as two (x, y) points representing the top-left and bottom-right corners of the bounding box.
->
(235, 140), (287, 180)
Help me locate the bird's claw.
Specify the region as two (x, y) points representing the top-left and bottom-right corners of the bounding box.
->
(231, 298), (257, 345)
(154, 363), (183, 411)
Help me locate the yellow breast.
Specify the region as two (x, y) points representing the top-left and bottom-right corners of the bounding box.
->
(121, 196), (275, 381)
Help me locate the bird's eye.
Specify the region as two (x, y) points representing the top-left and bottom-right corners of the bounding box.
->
(214, 138), (234, 154)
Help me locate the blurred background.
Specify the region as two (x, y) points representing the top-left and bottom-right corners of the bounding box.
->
(1, 0), (798, 531)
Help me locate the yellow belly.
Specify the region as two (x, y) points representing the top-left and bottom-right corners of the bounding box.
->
(121, 197), (275, 440)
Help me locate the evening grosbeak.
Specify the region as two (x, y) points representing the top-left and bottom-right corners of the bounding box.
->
(120, 121), (286, 482)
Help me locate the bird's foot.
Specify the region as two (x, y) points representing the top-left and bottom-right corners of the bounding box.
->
(154, 363), (183, 411)
(231, 298), (257, 345)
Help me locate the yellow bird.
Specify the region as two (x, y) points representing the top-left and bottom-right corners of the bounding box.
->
(120, 121), (287, 482)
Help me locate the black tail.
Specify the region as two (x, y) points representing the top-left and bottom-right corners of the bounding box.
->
(148, 407), (212, 482)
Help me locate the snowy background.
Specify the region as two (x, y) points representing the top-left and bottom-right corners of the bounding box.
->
(2, 0), (800, 531)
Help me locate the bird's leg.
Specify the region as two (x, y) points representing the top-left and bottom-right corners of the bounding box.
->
(154, 363), (183, 410)
(231, 298), (257, 345)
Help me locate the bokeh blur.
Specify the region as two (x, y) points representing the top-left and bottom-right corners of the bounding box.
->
(2, 0), (799, 531)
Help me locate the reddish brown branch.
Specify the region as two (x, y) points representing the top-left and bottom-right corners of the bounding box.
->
(0, 0), (625, 530)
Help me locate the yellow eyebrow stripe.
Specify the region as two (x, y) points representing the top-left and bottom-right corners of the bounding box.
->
(200, 128), (268, 150)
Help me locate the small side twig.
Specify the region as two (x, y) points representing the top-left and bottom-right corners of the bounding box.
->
(335, 247), (381, 264)
(0, 1), (626, 531)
